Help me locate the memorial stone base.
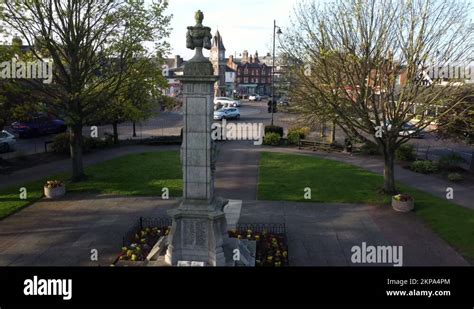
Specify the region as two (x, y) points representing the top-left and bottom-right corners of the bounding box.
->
(165, 197), (230, 266)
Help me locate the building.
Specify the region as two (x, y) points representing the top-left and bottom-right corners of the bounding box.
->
(210, 30), (227, 97)
(164, 30), (296, 99)
(163, 55), (185, 97)
(225, 66), (236, 97)
(228, 50), (273, 97)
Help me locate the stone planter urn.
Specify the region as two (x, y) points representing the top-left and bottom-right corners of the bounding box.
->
(44, 181), (66, 199)
(392, 194), (414, 212)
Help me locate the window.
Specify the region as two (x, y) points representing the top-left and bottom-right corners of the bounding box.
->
(244, 78), (248, 83)
(244, 68), (248, 75)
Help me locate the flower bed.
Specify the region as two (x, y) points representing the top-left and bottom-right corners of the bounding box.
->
(115, 217), (172, 264)
(115, 219), (289, 267)
(229, 223), (289, 267)
(117, 226), (171, 262)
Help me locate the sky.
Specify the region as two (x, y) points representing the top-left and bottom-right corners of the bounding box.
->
(161, 0), (474, 62)
(163, 0), (300, 60)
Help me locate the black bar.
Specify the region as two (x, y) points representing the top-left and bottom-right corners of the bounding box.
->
(0, 267), (472, 307)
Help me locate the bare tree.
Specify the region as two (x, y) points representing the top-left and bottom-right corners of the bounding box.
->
(283, 0), (473, 193)
(436, 84), (474, 170)
(0, 0), (171, 181)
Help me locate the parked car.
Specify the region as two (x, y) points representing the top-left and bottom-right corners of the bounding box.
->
(384, 122), (425, 138)
(213, 107), (241, 120)
(399, 123), (425, 138)
(214, 97), (241, 107)
(0, 130), (16, 153)
(11, 115), (67, 138)
(277, 97), (290, 106)
(249, 94), (261, 101)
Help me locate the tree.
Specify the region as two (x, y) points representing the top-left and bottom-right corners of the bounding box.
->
(283, 0), (473, 193)
(94, 56), (168, 144)
(0, 40), (51, 133)
(436, 84), (474, 170)
(0, 0), (171, 181)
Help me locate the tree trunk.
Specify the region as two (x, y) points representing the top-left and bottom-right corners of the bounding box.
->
(132, 122), (137, 137)
(70, 124), (85, 182)
(329, 120), (336, 144)
(320, 123), (326, 138)
(469, 148), (474, 173)
(113, 122), (119, 145)
(383, 150), (397, 194)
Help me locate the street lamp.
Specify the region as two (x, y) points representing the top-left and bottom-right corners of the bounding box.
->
(271, 20), (282, 126)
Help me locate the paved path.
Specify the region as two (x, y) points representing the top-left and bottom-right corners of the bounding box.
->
(0, 193), (467, 266)
(262, 147), (474, 210)
(240, 200), (468, 266)
(0, 193), (176, 266)
(0, 145), (179, 191)
(214, 141), (260, 200)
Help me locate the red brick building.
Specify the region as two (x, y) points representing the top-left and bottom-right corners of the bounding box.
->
(227, 50), (273, 97)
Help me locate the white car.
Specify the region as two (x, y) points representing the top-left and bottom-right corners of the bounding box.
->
(214, 97), (241, 107)
(213, 107), (241, 120)
(0, 130), (16, 153)
(249, 95), (261, 101)
(385, 122), (425, 138)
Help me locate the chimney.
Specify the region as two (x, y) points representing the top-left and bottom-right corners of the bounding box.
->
(229, 54), (234, 64)
(254, 51), (259, 63)
(250, 55), (254, 64)
(242, 50), (249, 63)
(174, 55), (183, 68)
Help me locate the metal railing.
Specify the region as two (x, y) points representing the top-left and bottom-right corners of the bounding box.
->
(236, 223), (286, 235)
(122, 216), (172, 247)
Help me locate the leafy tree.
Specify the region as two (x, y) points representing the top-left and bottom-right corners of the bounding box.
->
(94, 56), (168, 144)
(0, 41), (52, 132)
(0, 0), (172, 181)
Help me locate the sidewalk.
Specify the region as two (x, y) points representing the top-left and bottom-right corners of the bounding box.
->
(263, 147), (474, 210)
(0, 193), (467, 266)
(0, 145), (179, 191)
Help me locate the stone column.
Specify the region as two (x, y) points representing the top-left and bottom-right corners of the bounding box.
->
(165, 11), (230, 266)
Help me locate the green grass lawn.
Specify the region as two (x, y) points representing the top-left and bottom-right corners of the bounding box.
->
(0, 151), (182, 220)
(258, 152), (474, 263)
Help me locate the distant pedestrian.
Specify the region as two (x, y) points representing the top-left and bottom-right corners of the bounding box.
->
(345, 138), (353, 155)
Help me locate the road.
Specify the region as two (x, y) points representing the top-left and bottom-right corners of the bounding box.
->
(1, 111), (183, 160)
(2, 100), (472, 167)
